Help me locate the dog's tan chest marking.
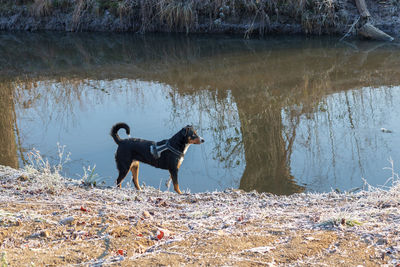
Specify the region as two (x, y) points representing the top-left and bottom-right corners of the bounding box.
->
(177, 144), (190, 169)
(183, 144), (190, 154)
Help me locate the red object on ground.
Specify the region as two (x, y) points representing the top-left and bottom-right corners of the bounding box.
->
(117, 249), (124, 256)
(157, 230), (164, 240)
(80, 206), (88, 212)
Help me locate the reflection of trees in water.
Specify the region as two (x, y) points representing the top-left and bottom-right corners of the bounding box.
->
(0, 81), (18, 168)
(168, 89), (244, 171)
(235, 90), (303, 194)
(3, 33), (400, 193)
(13, 78), (87, 132)
(290, 86), (397, 189)
(0, 33), (221, 79)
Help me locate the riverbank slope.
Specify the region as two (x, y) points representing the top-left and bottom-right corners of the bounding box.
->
(0, 164), (399, 265)
(0, 0), (399, 37)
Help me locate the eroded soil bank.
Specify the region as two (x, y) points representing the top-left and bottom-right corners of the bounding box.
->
(0, 0), (399, 37)
(0, 164), (399, 266)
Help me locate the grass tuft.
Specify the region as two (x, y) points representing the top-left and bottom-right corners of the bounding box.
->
(24, 143), (71, 194)
(117, 0), (135, 21)
(158, 0), (197, 34)
(31, 0), (53, 17)
(80, 165), (103, 187)
(72, 0), (95, 31)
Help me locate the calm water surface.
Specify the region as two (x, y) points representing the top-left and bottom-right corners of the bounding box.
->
(1, 33), (400, 194)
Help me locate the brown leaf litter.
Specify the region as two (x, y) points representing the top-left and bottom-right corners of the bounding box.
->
(0, 165), (399, 266)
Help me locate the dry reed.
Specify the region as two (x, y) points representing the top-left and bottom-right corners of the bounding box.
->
(9, 0), (343, 35)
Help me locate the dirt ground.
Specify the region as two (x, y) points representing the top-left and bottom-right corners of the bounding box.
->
(0, 165), (399, 266)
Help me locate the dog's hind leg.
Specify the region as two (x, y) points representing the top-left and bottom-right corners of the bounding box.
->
(116, 161), (130, 188)
(169, 169), (182, 194)
(130, 161), (141, 190)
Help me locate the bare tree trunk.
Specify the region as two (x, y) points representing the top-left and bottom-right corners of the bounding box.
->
(355, 0), (370, 18)
(354, 0), (394, 41)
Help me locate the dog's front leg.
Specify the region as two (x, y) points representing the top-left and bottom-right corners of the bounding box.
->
(168, 169), (182, 194)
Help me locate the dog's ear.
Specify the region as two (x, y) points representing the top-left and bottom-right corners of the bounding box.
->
(182, 125), (193, 136)
(181, 127), (188, 136)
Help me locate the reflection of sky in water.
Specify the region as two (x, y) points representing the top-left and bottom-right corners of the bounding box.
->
(15, 78), (400, 194)
(5, 33), (400, 194)
(16, 79), (245, 193)
(285, 86), (400, 192)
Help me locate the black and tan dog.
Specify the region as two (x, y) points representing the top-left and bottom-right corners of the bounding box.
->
(111, 122), (204, 194)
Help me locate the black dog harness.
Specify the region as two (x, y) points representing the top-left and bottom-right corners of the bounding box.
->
(150, 140), (183, 159)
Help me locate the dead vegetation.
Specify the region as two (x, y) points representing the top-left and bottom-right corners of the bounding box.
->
(0, 149), (400, 265)
(1, 0), (349, 35)
(31, 0), (53, 17)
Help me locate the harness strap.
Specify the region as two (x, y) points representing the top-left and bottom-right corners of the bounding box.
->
(150, 140), (183, 159)
(166, 142), (184, 157)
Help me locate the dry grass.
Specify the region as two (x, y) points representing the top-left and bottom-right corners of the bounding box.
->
(301, 0), (338, 34)
(10, 0), (343, 35)
(158, 0), (197, 34)
(117, 0), (135, 21)
(0, 158), (399, 265)
(72, 0), (95, 30)
(31, 0), (53, 17)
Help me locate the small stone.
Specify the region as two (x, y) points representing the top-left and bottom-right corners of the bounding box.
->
(376, 238), (387, 245)
(59, 216), (75, 225)
(142, 211), (151, 219)
(28, 230), (49, 239)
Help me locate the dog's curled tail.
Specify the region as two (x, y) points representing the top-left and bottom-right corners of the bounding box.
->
(111, 122), (130, 144)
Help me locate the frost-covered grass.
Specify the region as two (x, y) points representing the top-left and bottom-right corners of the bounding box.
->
(23, 144), (69, 194)
(80, 164), (104, 187)
(22, 144), (104, 192)
(0, 149), (399, 265)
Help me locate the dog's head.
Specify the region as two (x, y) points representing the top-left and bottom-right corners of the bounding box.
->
(182, 125), (205, 144)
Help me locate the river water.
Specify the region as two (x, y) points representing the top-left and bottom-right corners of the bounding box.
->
(1, 32), (400, 194)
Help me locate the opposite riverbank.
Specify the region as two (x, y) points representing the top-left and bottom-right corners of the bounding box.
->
(0, 0), (399, 37)
(0, 163), (399, 266)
